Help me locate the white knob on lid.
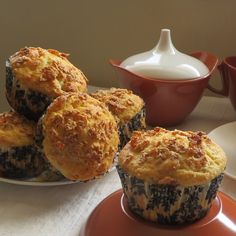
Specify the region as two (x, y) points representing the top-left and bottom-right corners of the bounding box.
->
(120, 29), (209, 80)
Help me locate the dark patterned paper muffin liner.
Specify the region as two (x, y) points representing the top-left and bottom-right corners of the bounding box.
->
(117, 165), (224, 224)
(118, 107), (146, 150)
(0, 145), (47, 179)
(6, 60), (52, 121)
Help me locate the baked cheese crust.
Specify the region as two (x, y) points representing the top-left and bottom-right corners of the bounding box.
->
(119, 127), (227, 186)
(0, 111), (35, 148)
(10, 47), (87, 98)
(42, 93), (119, 181)
(90, 88), (145, 125)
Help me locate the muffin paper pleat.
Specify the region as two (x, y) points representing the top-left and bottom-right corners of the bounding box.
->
(117, 165), (224, 224)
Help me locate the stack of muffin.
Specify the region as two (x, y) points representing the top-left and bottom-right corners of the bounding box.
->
(0, 47), (146, 181)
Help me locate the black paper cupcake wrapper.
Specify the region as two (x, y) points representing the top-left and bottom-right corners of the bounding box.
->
(6, 60), (52, 121)
(0, 145), (47, 179)
(118, 107), (146, 150)
(117, 165), (224, 224)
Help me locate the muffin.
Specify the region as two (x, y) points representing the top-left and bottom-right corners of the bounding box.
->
(6, 47), (88, 121)
(90, 88), (146, 150)
(0, 111), (46, 179)
(117, 127), (227, 224)
(36, 93), (119, 181)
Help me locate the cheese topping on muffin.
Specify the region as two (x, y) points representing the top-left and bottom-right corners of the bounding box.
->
(42, 93), (119, 181)
(90, 88), (144, 124)
(119, 127), (227, 186)
(0, 111), (35, 148)
(10, 47), (87, 97)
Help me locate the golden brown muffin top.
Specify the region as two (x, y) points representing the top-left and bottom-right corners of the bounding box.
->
(42, 93), (119, 181)
(90, 88), (144, 124)
(119, 127), (227, 186)
(0, 111), (35, 148)
(10, 47), (87, 98)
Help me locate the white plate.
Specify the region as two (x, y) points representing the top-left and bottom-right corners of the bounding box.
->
(0, 161), (117, 186)
(0, 176), (78, 186)
(208, 121), (236, 180)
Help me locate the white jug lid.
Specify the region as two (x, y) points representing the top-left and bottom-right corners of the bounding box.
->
(120, 29), (209, 80)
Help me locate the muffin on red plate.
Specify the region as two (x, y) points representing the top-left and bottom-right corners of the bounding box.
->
(90, 88), (146, 150)
(35, 93), (119, 181)
(0, 111), (46, 179)
(6, 47), (88, 121)
(117, 127), (227, 224)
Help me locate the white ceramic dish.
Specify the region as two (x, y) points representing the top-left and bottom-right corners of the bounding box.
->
(0, 176), (78, 186)
(0, 160), (117, 186)
(208, 121), (236, 180)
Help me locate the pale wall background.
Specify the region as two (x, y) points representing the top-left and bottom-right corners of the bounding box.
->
(1, 0), (236, 112)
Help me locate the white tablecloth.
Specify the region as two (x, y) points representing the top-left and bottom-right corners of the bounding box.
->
(0, 87), (235, 236)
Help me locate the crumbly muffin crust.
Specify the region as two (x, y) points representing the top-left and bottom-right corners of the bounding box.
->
(90, 88), (145, 124)
(42, 93), (119, 181)
(10, 47), (87, 98)
(0, 111), (36, 148)
(119, 127), (227, 186)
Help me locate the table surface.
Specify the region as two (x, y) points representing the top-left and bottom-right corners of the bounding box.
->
(0, 86), (236, 236)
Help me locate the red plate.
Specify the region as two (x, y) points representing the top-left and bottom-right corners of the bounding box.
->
(80, 189), (236, 236)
